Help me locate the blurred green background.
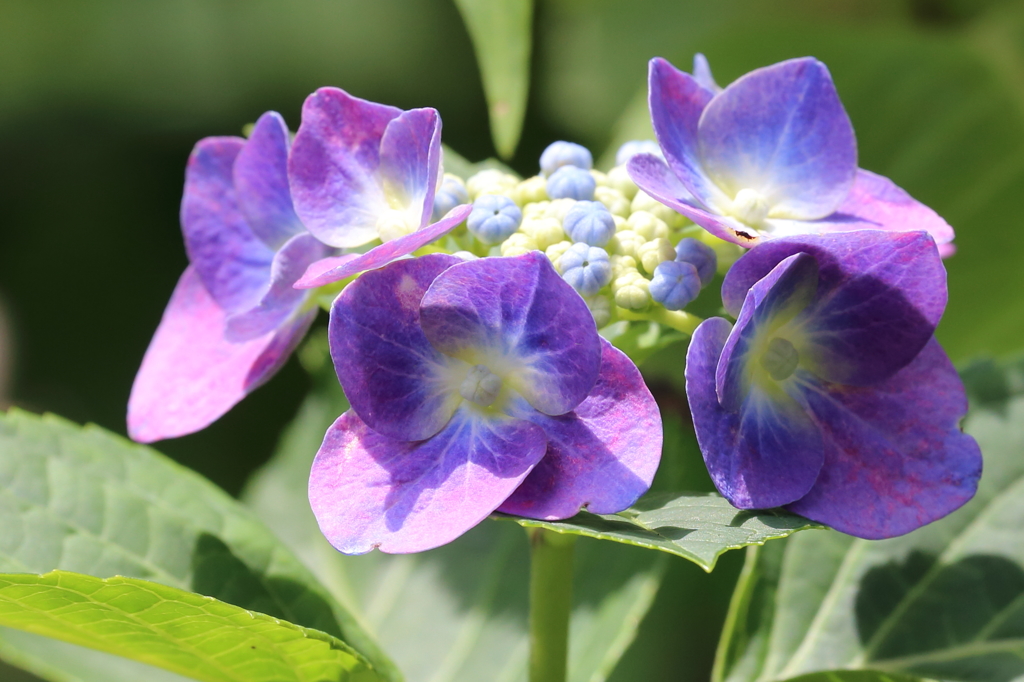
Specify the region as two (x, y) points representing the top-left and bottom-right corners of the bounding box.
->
(2, 0), (1023, 680)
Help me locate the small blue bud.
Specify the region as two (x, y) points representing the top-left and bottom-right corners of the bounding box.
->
(650, 260), (701, 310)
(540, 140), (593, 177)
(559, 243), (612, 296)
(615, 140), (663, 167)
(467, 194), (522, 245)
(431, 176), (470, 221)
(546, 166), (595, 201)
(674, 238), (717, 287)
(563, 201), (616, 247)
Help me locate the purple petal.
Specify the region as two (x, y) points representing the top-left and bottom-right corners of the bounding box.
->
(498, 340), (662, 519)
(648, 57), (720, 206)
(627, 153), (763, 247)
(293, 204), (471, 289)
(128, 267), (314, 443)
(288, 87), (401, 248)
(419, 252), (602, 416)
(698, 58), (857, 221)
(379, 108), (443, 230)
(309, 407), (547, 554)
(715, 253), (819, 412)
(234, 111), (304, 249)
(330, 254), (464, 441)
(692, 53), (721, 94)
(181, 137), (275, 315)
(786, 338), (981, 539)
(686, 318), (824, 509)
(225, 233), (332, 341)
(722, 230), (946, 385)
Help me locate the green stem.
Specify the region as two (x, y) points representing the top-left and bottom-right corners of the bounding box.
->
(528, 528), (576, 682)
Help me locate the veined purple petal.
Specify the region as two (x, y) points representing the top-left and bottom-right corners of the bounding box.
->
(379, 108), (443, 231)
(498, 340), (661, 519)
(331, 254), (464, 441)
(648, 57), (721, 207)
(686, 317), (823, 509)
(722, 231), (946, 385)
(226, 233), (331, 341)
(294, 204), (471, 289)
(419, 253), (602, 416)
(698, 58), (857, 221)
(716, 253), (819, 412)
(786, 339), (981, 539)
(128, 267), (314, 443)
(627, 153), (761, 247)
(234, 111), (304, 250)
(181, 137), (275, 315)
(288, 87), (401, 248)
(309, 406), (547, 554)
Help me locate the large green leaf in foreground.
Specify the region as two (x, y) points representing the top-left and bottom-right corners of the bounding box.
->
(0, 571), (376, 682)
(243, 343), (669, 682)
(0, 408), (395, 681)
(714, 355), (1024, 682)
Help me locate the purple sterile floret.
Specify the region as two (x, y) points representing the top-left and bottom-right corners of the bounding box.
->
(649, 260), (701, 311)
(310, 253), (661, 554)
(546, 166), (596, 201)
(628, 56), (956, 253)
(540, 140), (593, 177)
(684, 230), (981, 538)
(559, 243), (612, 296)
(467, 194), (522, 244)
(563, 201), (616, 247)
(130, 111), (329, 442)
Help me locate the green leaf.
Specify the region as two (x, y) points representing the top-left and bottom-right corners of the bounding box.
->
(242, 341), (669, 682)
(452, 0), (533, 159)
(507, 493), (823, 573)
(714, 355), (1024, 682)
(780, 673), (928, 682)
(0, 571), (378, 682)
(0, 408), (396, 682)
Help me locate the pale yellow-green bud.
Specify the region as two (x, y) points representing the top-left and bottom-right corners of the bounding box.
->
(521, 217), (565, 250)
(500, 232), (539, 257)
(524, 201), (550, 219)
(613, 274), (651, 310)
(590, 169), (610, 187)
(638, 237), (676, 274)
(544, 198), (577, 222)
(626, 211), (669, 241)
(613, 215), (627, 231)
(608, 230), (646, 259)
(546, 240), (574, 270)
(467, 169), (518, 200)
(594, 186), (631, 218)
(631, 190), (687, 229)
(586, 295), (612, 327)
(512, 176), (548, 206)
(610, 254), (638, 279)
(607, 165), (638, 199)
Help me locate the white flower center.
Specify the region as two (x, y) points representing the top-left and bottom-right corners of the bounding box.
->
(459, 364), (503, 407)
(376, 209), (418, 243)
(728, 188), (770, 226)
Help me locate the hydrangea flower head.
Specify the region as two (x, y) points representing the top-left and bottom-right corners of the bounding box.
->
(128, 112), (331, 442)
(288, 87), (471, 288)
(628, 56), (955, 255)
(685, 230), (981, 538)
(308, 253), (662, 553)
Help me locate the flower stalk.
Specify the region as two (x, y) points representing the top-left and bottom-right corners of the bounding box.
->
(528, 527), (576, 682)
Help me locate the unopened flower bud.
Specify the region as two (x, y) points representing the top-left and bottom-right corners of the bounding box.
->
(594, 186), (631, 218)
(609, 230), (645, 259)
(468, 194), (522, 244)
(524, 201), (550, 219)
(512, 176), (548, 205)
(546, 166), (596, 201)
(610, 254), (638, 278)
(521, 217), (565, 250)
(674, 237), (718, 286)
(631, 191), (687, 228)
(614, 274), (651, 310)
(546, 240), (573, 267)
(586, 295), (612, 327)
(467, 169), (518, 199)
(650, 260), (701, 310)
(564, 201), (616, 247)
(607, 165), (639, 199)
(432, 174), (470, 221)
(539, 141), (593, 177)
(500, 232), (539, 257)
(558, 243), (612, 296)
(615, 140), (662, 167)
(626, 210), (669, 241)
(590, 169), (609, 187)
(544, 198), (577, 222)
(638, 237), (676, 274)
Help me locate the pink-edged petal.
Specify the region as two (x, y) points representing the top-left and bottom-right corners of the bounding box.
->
(379, 108), (443, 230)
(648, 57), (720, 206)
(722, 230), (946, 386)
(786, 339), (981, 539)
(419, 252), (602, 416)
(698, 58), (857, 220)
(294, 204), (471, 289)
(330, 254), (463, 441)
(181, 137), (274, 314)
(288, 87), (401, 248)
(234, 111), (304, 249)
(128, 267), (314, 443)
(498, 340), (662, 519)
(309, 407), (547, 554)
(225, 233), (331, 341)
(627, 153), (762, 247)
(686, 318), (824, 509)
